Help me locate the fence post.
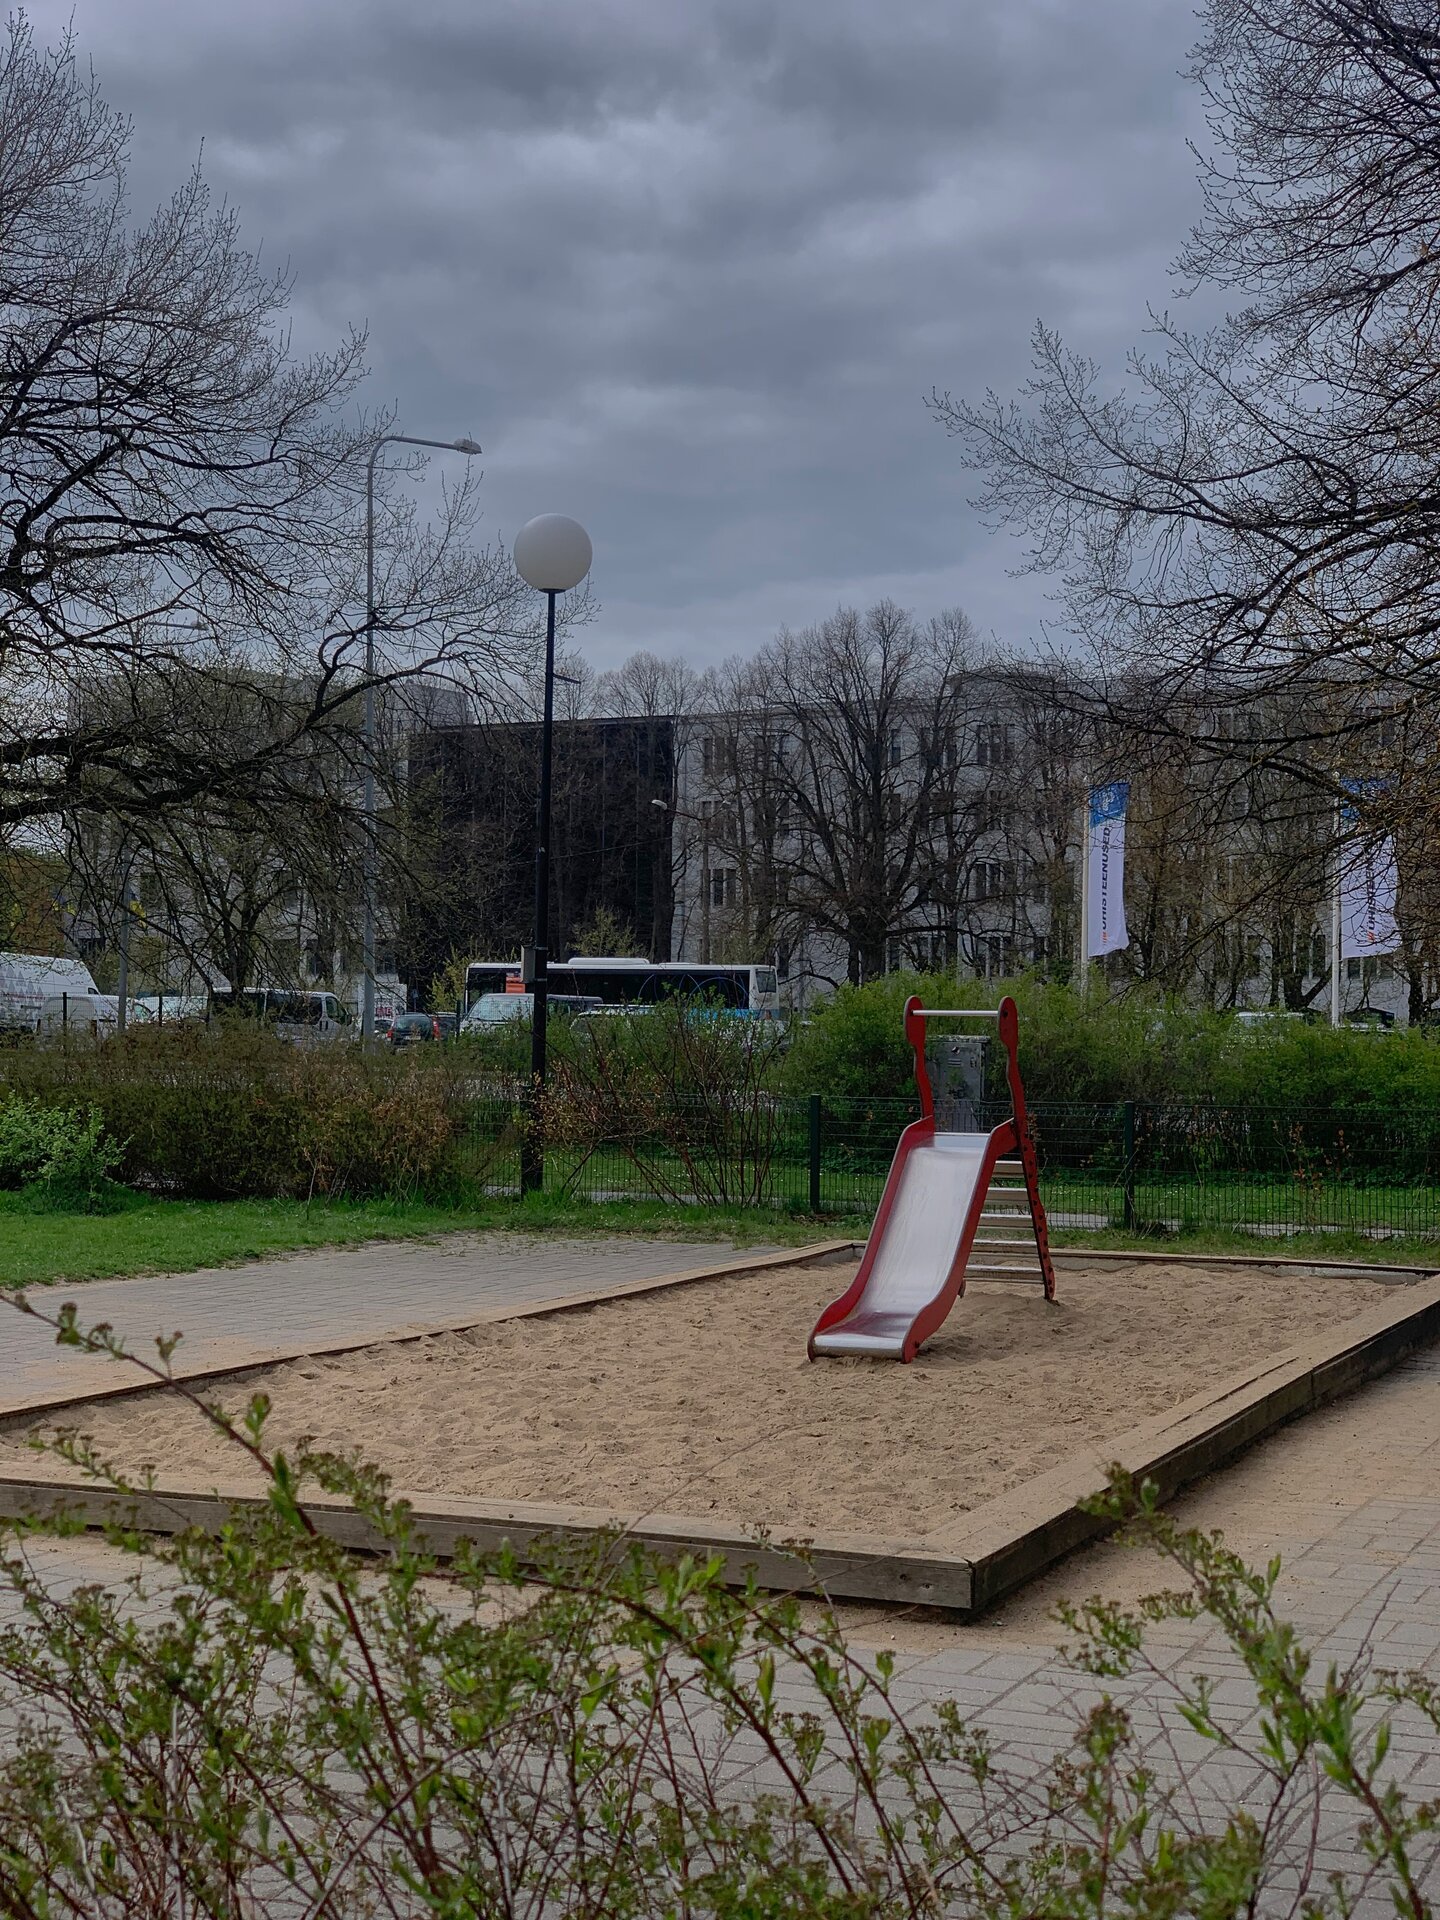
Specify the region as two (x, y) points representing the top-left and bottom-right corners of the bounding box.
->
(808, 1094), (822, 1214)
(1122, 1099), (1138, 1232)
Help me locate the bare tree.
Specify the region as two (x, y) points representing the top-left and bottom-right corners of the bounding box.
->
(0, 17), (533, 848)
(933, 0), (1440, 777)
(752, 603), (977, 985)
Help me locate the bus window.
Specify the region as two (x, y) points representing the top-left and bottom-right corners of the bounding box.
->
(754, 968), (778, 1000)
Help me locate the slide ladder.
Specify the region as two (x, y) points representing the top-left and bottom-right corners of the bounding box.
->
(808, 996), (1055, 1362)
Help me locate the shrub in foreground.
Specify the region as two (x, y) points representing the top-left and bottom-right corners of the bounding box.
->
(0, 1095), (125, 1210)
(0, 1294), (1434, 1915)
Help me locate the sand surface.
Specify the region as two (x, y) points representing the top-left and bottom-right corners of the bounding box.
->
(0, 1260), (1394, 1539)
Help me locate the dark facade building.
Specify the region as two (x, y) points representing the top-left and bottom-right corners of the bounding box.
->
(401, 714), (676, 991)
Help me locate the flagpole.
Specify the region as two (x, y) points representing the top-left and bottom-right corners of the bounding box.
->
(1330, 795), (1342, 1029)
(1077, 789), (1091, 1001)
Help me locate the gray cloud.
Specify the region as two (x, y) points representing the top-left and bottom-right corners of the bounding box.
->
(30, 0), (1208, 667)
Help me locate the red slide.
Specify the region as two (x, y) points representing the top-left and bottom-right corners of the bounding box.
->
(808, 997), (1055, 1362)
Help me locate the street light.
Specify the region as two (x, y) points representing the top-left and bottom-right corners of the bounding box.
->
(513, 513), (593, 1193)
(361, 432), (481, 1041)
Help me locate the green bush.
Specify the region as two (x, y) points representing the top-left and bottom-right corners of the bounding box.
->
(0, 1095), (125, 1211)
(784, 972), (1440, 1115)
(781, 970), (955, 1103)
(0, 1025), (487, 1202)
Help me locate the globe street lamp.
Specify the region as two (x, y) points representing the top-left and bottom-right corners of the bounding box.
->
(361, 432), (481, 1041)
(513, 514), (593, 1192)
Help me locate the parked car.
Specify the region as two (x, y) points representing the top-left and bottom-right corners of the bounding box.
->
(38, 992), (151, 1037)
(461, 991), (601, 1032)
(1344, 1004), (1396, 1030)
(385, 1011), (443, 1047)
(432, 1011), (458, 1040)
(134, 993), (209, 1025)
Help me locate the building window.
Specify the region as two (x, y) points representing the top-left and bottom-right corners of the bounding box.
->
(1346, 957), (1361, 982)
(976, 723), (1012, 767)
(976, 932), (1015, 979)
(971, 860), (1016, 902)
(701, 735), (736, 778)
(705, 867), (737, 910)
(1031, 716), (1078, 756)
(888, 730), (903, 768)
(887, 937), (903, 972)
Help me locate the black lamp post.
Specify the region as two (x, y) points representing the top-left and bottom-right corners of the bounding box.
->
(512, 513), (593, 1194)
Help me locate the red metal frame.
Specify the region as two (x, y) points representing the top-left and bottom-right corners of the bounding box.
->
(807, 994), (1055, 1362)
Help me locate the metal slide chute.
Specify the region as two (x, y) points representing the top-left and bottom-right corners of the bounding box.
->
(808, 996), (1055, 1362)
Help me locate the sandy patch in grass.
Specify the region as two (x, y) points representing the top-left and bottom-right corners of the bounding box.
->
(0, 1260), (1397, 1539)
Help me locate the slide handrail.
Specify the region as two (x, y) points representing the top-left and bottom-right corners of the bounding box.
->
(909, 1006), (1001, 1019)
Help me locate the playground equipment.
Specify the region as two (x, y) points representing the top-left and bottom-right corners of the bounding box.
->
(808, 996), (1055, 1362)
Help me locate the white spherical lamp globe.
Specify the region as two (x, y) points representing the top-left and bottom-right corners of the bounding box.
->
(513, 514), (592, 593)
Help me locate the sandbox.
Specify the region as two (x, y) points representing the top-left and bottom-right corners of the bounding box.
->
(0, 1257), (1400, 1541)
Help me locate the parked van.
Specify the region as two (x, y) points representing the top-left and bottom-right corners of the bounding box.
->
(210, 988), (353, 1044)
(0, 953), (98, 1033)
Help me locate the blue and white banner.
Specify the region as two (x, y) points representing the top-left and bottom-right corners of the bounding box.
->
(1086, 781), (1130, 958)
(1339, 785), (1399, 960)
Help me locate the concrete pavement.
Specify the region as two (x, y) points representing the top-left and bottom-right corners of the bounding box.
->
(0, 1232), (775, 1409)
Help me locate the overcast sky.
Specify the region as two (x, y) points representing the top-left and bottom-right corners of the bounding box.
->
(31, 0), (1209, 672)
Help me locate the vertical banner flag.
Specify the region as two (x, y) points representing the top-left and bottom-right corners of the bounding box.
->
(1086, 781), (1130, 958)
(1339, 782), (1399, 960)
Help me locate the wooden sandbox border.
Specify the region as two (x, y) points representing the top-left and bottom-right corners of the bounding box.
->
(1, 1252), (1438, 1615)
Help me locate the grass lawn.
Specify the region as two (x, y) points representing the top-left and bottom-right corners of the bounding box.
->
(0, 1190), (874, 1290)
(1050, 1224), (1440, 1265)
(1, 1185), (1433, 1292)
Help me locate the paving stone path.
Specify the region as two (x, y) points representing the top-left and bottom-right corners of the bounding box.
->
(0, 1233), (773, 1411)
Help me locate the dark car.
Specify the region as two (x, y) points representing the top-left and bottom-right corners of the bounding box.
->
(385, 1012), (442, 1047)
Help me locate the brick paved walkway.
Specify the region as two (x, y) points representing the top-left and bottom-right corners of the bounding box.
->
(0, 1234), (773, 1411)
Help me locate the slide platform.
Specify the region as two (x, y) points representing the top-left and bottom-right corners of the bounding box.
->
(808, 997), (1055, 1363)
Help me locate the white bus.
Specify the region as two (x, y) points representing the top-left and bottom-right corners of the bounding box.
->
(462, 956), (780, 1017)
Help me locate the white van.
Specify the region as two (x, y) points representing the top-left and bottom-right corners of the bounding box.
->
(210, 988), (353, 1044)
(0, 953), (99, 1032)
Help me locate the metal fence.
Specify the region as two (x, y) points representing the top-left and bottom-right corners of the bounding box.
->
(454, 1095), (1440, 1237)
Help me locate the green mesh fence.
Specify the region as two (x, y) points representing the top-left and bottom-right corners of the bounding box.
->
(456, 1094), (1440, 1237)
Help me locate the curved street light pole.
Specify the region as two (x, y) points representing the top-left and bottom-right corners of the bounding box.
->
(361, 431), (481, 1042)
